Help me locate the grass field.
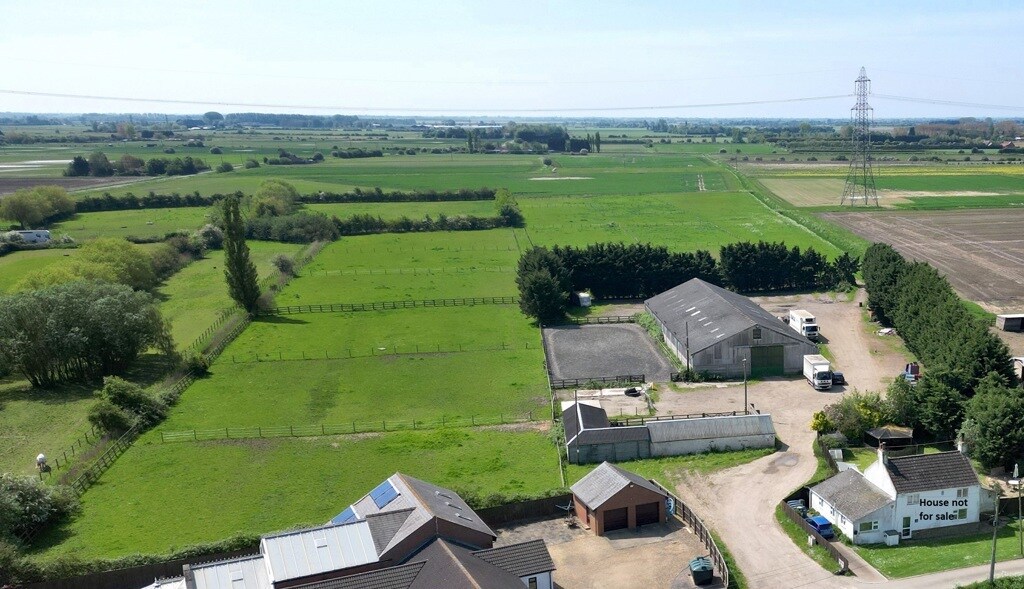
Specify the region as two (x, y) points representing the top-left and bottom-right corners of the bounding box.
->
(32, 428), (561, 559)
(853, 521), (1024, 577)
(306, 200), (498, 220)
(0, 249), (73, 292)
(50, 207), (214, 241)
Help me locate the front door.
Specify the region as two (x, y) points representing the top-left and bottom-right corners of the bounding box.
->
(901, 516), (912, 538)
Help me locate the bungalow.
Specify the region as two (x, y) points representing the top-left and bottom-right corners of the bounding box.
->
(809, 447), (981, 544)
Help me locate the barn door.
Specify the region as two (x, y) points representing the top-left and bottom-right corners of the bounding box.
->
(750, 345), (784, 377)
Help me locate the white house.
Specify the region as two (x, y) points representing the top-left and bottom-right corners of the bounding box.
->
(809, 447), (981, 544)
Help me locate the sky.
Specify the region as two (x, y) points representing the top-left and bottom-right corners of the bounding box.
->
(2, 0), (1023, 119)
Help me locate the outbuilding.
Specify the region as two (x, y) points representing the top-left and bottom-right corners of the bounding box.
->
(809, 447), (981, 544)
(996, 314), (1024, 332)
(571, 462), (668, 535)
(645, 278), (818, 378)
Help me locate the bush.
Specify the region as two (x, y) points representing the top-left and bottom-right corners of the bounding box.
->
(818, 432), (848, 450)
(272, 254), (295, 276)
(542, 157), (553, 166)
(209, 147), (222, 154)
(215, 161), (234, 173)
(97, 376), (167, 428)
(243, 158), (260, 169)
(88, 400), (136, 436)
(163, 148), (175, 154)
(149, 243), (186, 280)
(0, 474), (78, 542)
(181, 352), (210, 377)
(196, 224), (224, 250)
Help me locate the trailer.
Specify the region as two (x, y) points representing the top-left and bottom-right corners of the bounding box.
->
(789, 310), (819, 341)
(803, 354), (832, 390)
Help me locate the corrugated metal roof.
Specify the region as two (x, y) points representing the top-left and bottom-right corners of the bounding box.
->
(571, 462), (667, 509)
(645, 278), (805, 354)
(575, 426), (651, 445)
(190, 554), (271, 589)
(810, 469), (893, 521)
(646, 413), (776, 443)
(261, 521), (378, 583)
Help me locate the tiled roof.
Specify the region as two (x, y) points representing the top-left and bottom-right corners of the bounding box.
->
(885, 451), (979, 494)
(472, 539), (555, 576)
(571, 461), (667, 509)
(810, 469), (893, 521)
(365, 508), (414, 554)
(645, 278), (806, 354)
(290, 562), (425, 589)
(563, 402), (610, 444)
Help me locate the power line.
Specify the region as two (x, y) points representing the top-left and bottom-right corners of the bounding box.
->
(874, 94), (1024, 113)
(0, 89), (853, 114)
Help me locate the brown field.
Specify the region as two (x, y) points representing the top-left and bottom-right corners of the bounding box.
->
(0, 176), (131, 196)
(821, 209), (1024, 311)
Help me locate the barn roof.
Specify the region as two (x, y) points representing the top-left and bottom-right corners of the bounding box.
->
(571, 462), (667, 510)
(810, 469), (893, 522)
(644, 278), (805, 354)
(646, 413), (776, 443)
(884, 451), (979, 494)
(562, 402), (611, 445)
(575, 426), (651, 445)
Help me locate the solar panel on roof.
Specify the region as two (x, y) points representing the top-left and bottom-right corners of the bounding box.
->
(369, 480), (399, 509)
(331, 506), (358, 524)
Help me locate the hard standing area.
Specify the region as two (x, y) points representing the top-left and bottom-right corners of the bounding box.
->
(542, 323), (674, 382)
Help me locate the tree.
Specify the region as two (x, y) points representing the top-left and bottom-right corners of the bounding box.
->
(915, 370), (968, 439)
(78, 238), (157, 290)
(203, 111), (224, 126)
(0, 189), (44, 229)
(14, 260), (118, 291)
(63, 155), (90, 177)
(252, 179), (299, 217)
(965, 373), (1024, 470)
(0, 474), (78, 543)
(87, 151), (114, 177)
(516, 246), (569, 323)
(222, 194), (261, 312)
(883, 376), (918, 428)
(594, 131), (601, 153)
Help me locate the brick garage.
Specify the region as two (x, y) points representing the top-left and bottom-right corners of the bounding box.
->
(571, 462), (668, 536)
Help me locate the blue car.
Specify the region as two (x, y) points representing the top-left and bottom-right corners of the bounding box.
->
(805, 515), (835, 539)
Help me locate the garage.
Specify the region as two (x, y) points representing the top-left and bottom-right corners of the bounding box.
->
(636, 502), (661, 526)
(604, 507), (629, 532)
(750, 345), (784, 377)
(571, 462), (669, 536)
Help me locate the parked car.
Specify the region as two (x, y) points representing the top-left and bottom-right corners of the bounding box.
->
(805, 515), (835, 539)
(832, 371), (846, 386)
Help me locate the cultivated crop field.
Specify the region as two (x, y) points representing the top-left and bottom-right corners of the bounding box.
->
(820, 208), (1024, 310)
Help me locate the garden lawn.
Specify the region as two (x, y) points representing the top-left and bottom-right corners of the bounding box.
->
(158, 241), (306, 347)
(49, 207), (214, 241)
(853, 521), (1024, 578)
(0, 249), (72, 292)
(31, 428), (561, 560)
(159, 349), (549, 429)
(565, 448), (774, 490)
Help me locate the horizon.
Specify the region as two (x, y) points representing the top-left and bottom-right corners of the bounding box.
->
(3, 1), (1024, 119)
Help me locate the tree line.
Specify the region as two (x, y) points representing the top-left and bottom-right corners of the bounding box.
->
(516, 241), (858, 323)
(63, 151), (209, 178)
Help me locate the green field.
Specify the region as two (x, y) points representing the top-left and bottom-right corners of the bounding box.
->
(0, 249), (73, 292)
(306, 200), (498, 219)
(32, 428), (561, 559)
(50, 207), (214, 241)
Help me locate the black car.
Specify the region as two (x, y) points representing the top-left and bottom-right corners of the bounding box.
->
(832, 371), (846, 386)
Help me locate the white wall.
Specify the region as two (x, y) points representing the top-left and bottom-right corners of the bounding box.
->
(521, 571), (553, 589)
(650, 433), (774, 457)
(894, 486), (980, 535)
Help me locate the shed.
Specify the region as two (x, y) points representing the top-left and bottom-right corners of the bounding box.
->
(647, 413), (776, 456)
(865, 426), (914, 449)
(571, 462), (668, 536)
(997, 314), (1024, 332)
(645, 278), (818, 378)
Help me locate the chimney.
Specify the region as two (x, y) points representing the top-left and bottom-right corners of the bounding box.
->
(877, 441), (888, 466)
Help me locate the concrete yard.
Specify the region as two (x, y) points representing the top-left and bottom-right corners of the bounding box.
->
(496, 516), (711, 589)
(542, 323), (675, 382)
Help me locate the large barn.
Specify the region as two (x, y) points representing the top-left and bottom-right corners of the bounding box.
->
(645, 278), (818, 378)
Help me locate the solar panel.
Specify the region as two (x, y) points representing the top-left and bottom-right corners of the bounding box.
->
(369, 480), (399, 509)
(331, 506), (358, 524)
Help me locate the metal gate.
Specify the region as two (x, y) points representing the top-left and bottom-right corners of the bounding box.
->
(750, 345), (784, 377)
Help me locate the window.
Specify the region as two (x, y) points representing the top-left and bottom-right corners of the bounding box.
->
(528, 577), (538, 589)
(906, 494), (919, 506)
(958, 508), (968, 520)
(752, 327), (762, 340)
(713, 343), (722, 360)
(957, 488), (968, 499)
(859, 521), (879, 533)
(840, 515), (847, 525)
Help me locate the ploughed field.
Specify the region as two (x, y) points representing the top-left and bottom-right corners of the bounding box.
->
(820, 208), (1024, 310)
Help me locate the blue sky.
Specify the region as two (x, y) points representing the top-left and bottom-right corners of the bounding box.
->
(1, 0), (1022, 118)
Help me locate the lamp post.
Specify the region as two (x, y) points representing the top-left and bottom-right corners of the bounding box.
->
(742, 357), (748, 415)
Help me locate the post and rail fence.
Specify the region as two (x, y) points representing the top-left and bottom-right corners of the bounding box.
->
(159, 412), (537, 443)
(651, 480), (731, 588)
(259, 296), (517, 316)
(549, 374), (645, 390)
(610, 411), (750, 427)
(779, 499), (849, 573)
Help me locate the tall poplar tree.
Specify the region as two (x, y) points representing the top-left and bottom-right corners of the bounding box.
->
(222, 194), (261, 312)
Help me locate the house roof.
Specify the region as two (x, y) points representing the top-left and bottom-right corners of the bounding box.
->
(810, 469), (893, 522)
(563, 402), (610, 445)
(644, 278), (805, 355)
(571, 461), (667, 510)
(261, 521), (378, 583)
(290, 539), (552, 589)
(885, 451), (979, 494)
(646, 413), (775, 443)
(472, 539), (555, 577)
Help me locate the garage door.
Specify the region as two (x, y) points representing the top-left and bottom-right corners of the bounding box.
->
(750, 345), (784, 378)
(636, 502), (660, 526)
(603, 507), (628, 532)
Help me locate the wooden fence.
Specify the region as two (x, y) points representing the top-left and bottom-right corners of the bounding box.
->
(779, 500), (849, 573)
(818, 436), (840, 475)
(159, 412), (537, 442)
(226, 340), (537, 363)
(561, 315), (637, 325)
(549, 374), (645, 390)
(67, 424), (141, 497)
(652, 481), (730, 588)
(476, 494), (574, 527)
(42, 425), (103, 473)
(610, 411), (748, 427)
(260, 296), (517, 315)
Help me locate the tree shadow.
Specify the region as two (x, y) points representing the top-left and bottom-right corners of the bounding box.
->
(254, 314), (308, 325)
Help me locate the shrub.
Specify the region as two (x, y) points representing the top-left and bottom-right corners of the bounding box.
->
(0, 474), (79, 543)
(215, 161), (234, 173)
(209, 147), (222, 154)
(181, 352), (210, 377)
(542, 157), (553, 166)
(149, 243), (186, 281)
(88, 400), (136, 436)
(272, 254), (295, 276)
(196, 224), (224, 250)
(163, 148), (175, 154)
(243, 158), (260, 169)
(818, 432), (848, 450)
(97, 376), (166, 428)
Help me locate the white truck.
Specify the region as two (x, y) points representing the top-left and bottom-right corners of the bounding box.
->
(789, 309), (820, 341)
(803, 354), (833, 391)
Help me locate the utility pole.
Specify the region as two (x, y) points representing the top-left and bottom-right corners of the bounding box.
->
(991, 486), (1002, 584)
(840, 67), (879, 206)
